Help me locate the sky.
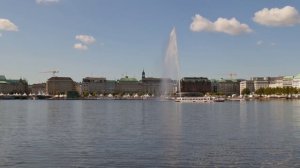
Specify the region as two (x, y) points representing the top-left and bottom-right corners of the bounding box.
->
(1, 0), (300, 84)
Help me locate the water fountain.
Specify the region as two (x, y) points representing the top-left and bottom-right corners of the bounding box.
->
(161, 27), (181, 97)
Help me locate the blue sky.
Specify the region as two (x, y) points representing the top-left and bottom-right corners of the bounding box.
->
(1, 0), (300, 84)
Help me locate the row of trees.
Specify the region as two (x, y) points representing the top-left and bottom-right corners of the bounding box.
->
(241, 87), (300, 96)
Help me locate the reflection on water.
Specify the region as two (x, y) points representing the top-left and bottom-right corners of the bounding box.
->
(0, 100), (299, 167)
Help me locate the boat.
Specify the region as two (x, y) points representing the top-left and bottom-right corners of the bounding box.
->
(213, 97), (225, 102)
(228, 97), (245, 101)
(175, 96), (214, 103)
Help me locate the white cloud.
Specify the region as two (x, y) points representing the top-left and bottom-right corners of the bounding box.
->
(74, 43), (88, 50)
(256, 40), (277, 47)
(0, 18), (18, 31)
(257, 40), (263, 45)
(253, 6), (300, 27)
(36, 0), (60, 5)
(190, 15), (214, 32)
(75, 35), (96, 44)
(190, 14), (252, 35)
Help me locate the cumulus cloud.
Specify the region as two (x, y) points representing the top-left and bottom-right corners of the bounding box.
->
(75, 35), (96, 44)
(36, 0), (60, 5)
(253, 6), (300, 26)
(0, 18), (18, 31)
(190, 14), (252, 35)
(74, 43), (88, 50)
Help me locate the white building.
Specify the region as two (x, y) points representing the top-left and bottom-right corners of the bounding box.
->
(269, 77), (283, 88)
(240, 80), (254, 95)
(252, 77), (269, 91)
(81, 77), (106, 94)
(292, 74), (300, 88)
(283, 76), (293, 87)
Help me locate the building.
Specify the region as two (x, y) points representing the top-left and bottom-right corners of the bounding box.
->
(0, 75), (28, 94)
(210, 79), (218, 93)
(283, 76), (293, 87)
(81, 77), (106, 94)
(240, 80), (254, 95)
(104, 80), (117, 94)
(46, 77), (76, 95)
(115, 76), (142, 94)
(180, 77), (211, 96)
(269, 76), (283, 88)
(217, 79), (241, 96)
(142, 77), (162, 96)
(252, 77), (269, 91)
(292, 74), (300, 88)
(29, 83), (46, 95)
(141, 70), (163, 96)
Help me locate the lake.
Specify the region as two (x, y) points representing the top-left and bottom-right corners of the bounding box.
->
(0, 100), (299, 167)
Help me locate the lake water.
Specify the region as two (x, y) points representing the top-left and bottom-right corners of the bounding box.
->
(0, 100), (299, 167)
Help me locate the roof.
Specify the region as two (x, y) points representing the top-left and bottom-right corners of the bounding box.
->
(283, 76), (294, 80)
(83, 77), (106, 80)
(181, 77), (209, 82)
(143, 77), (161, 81)
(6, 79), (20, 83)
(119, 76), (138, 82)
(48, 77), (74, 81)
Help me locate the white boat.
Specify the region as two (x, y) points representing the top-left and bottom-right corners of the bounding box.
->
(213, 97), (225, 102)
(228, 97), (245, 101)
(175, 96), (214, 103)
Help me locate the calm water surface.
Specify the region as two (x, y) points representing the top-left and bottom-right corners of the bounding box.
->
(0, 100), (299, 167)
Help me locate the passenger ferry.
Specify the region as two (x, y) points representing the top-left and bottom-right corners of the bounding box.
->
(175, 96), (214, 103)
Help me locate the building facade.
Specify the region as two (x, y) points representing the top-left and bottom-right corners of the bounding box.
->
(142, 77), (162, 96)
(180, 77), (211, 96)
(81, 77), (106, 94)
(283, 76), (293, 87)
(252, 77), (269, 91)
(115, 76), (142, 94)
(217, 79), (240, 96)
(268, 77), (283, 88)
(0, 75), (28, 94)
(46, 77), (76, 95)
(292, 74), (300, 88)
(240, 80), (254, 95)
(29, 83), (46, 95)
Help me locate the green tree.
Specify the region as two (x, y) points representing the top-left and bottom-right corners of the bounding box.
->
(82, 92), (89, 97)
(255, 88), (265, 96)
(241, 88), (251, 95)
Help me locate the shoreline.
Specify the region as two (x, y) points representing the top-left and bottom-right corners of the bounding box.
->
(1, 95), (300, 101)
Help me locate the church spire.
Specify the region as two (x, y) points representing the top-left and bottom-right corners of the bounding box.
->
(142, 69), (145, 80)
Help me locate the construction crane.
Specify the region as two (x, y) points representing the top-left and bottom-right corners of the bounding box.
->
(217, 73), (237, 79)
(41, 70), (59, 77)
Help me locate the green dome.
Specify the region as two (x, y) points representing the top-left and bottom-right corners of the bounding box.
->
(283, 76), (294, 79)
(0, 75), (6, 81)
(119, 76), (138, 82)
(294, 74), (300, 79)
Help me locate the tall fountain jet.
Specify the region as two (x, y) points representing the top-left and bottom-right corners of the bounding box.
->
(161, 27), (181, 96)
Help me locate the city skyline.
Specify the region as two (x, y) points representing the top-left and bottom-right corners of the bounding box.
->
(1, 0), (300, 84)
